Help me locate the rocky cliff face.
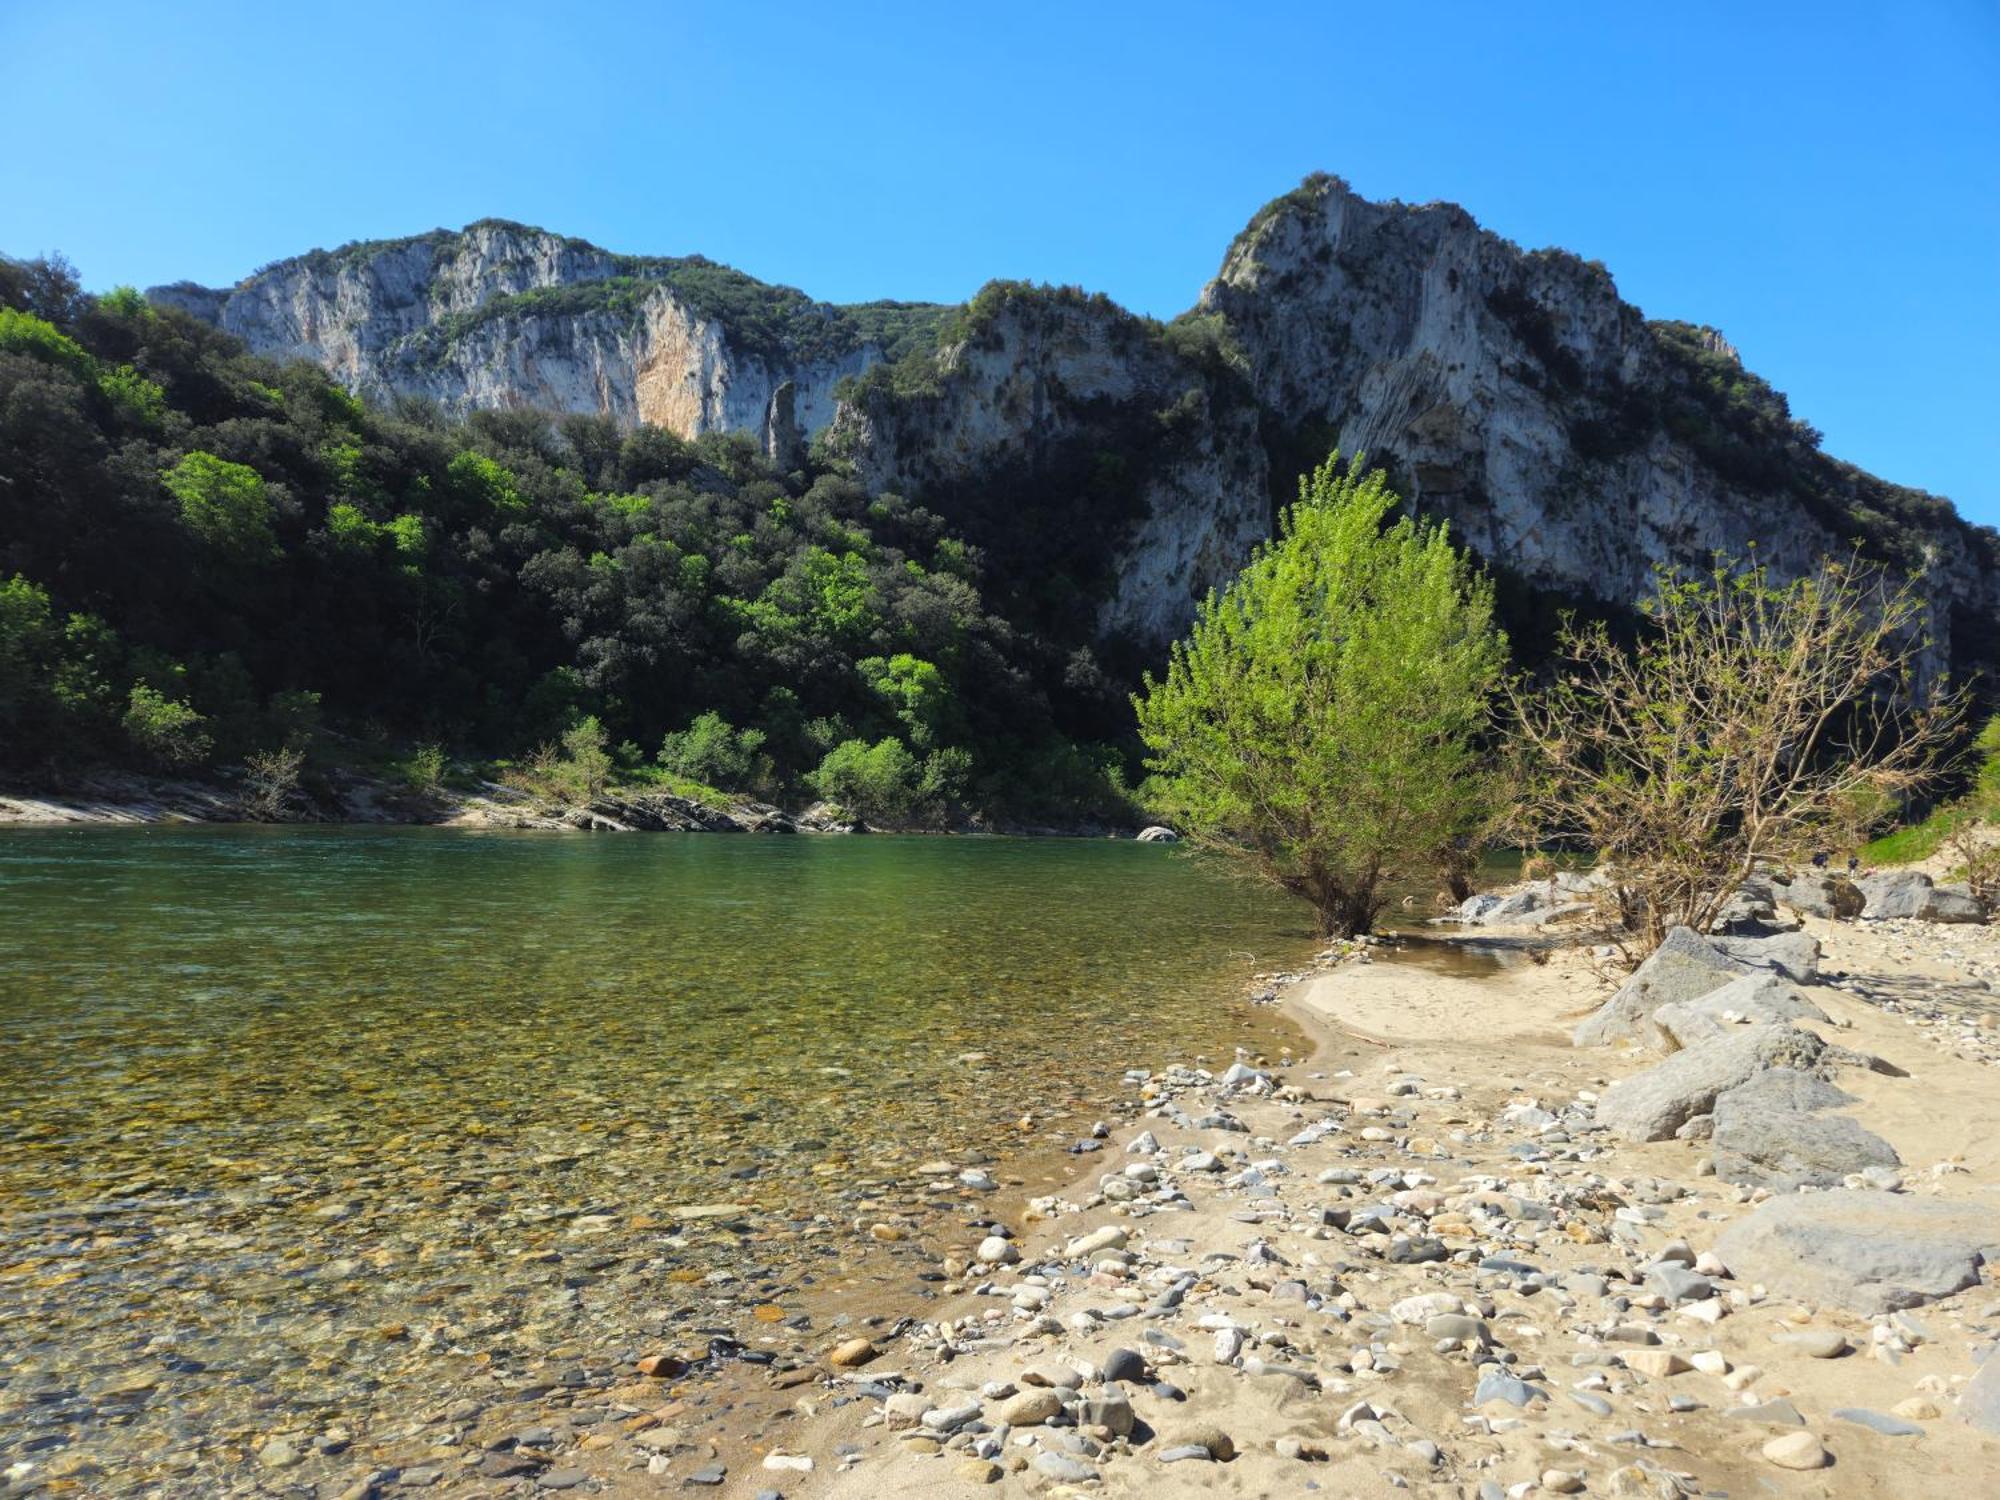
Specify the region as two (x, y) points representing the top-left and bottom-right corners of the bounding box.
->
(832, 287), (1271, 642)
(148, 220), (940, 461)
(150, 188), (1998, 667)
(841, 176), (1997, 671)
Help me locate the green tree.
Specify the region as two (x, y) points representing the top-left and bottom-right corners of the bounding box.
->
(810, 737), (921, 825)
(122, 683), (212, 768)
(1134, 456), (1507, 935)
(162, 451), (276, 556)
(658, 711), (769, 792)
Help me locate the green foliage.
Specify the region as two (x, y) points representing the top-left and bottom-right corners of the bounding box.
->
(558, 715), (614, 800)
(0, 263), (1174, 825)
(0, 307), (94, 376)
(98, 364), (167, 427)
(162, 451), (276, 556)
(444, 450), (523, 512)
(1135, 456), (1508, 935)
(810, 737), (922, 824)
(860, 653), (953, 748)
(122, 682), (211, 768)
(1862, 715), (2000, 864)
(403, 743), (449, 794)
(658, 711), (770, 794)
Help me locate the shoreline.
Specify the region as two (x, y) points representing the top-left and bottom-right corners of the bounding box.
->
(673, 913), (2000, 1498)
(0, 772), (1149, 841)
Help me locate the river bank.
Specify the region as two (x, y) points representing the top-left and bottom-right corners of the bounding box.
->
(644, 908), (2000, 1498)
(0, 770), (1145, 839)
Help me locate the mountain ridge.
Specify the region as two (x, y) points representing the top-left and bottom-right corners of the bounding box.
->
(143, 177), (1998, 677)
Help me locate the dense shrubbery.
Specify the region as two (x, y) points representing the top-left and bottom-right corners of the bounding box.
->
(0, 255), (1136, 826)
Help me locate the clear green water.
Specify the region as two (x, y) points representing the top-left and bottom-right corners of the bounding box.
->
(0, 827), (1314, 1489)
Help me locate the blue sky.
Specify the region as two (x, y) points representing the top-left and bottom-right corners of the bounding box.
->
(4, 0), (1995, 526)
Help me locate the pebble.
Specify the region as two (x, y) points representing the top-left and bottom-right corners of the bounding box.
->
(828, 1338), (877, 1367)
(1541, 1469), (1585, 1493)
(1776, 1329), (1849, 1359)
(1474, 1370), (1541, 1408)
(1032, 1451), (1097, 1482)
(976, 1235), (1019, 1265)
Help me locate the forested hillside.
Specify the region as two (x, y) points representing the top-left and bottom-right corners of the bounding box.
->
(0, 257), (1137, 823)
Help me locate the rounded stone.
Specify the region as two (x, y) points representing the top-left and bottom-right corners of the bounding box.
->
(1762, 1431), (1829, 1470)
(998, 1388), (1062, 1426)
(828, 1337), (877, 1367)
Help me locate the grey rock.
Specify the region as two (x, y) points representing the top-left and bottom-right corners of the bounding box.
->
(1711, 1070), (1899, 1190)
(1711, 930), (1822, 983)
(1473, 1370), (1543, 1408)
(1079, 1393), (1134, 1438)
(1781, 873), (1866, 920)
(1156, 1445), (1212, 1463)
(1135, 825), (1179, 843)
(1571, 1392), (1613, 1416)
(1099, 1348), (1147, 1385)
(1962, 1351), (2000, 1434)
(1833, 1407), (1921, 1436)
(1929, 883), (1989, 923)
(1425, 1313), (1491, 1343)
(1644, 1264), (1712, 1303)
(1714, 1190), (2000, 1314)
(1858, 869), (1988, 924)
(1724, 1399), (1806, 1426)
(1650, 971), (1828, 1050)
(1033, 1451), (1098, 1482)
(1574, 927), (1749, 1048)
(1595, 1025), (1830, 1142)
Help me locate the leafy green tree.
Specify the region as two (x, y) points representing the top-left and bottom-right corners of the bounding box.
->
(1134, 456), (1507, 935)
(658, 711), (769, 792)
(810, 737), (921, 824)
(122, 683), (212, 768)
(558, 715), (614, 800)
(860, 653), (954, 747)
(162, 451), (276, 556)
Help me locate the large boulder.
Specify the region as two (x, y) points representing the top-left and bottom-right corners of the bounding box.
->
(1650, 971), (1828, 1051)
(1713, 1191), (2000, 1314)
(1963, 1351), (2000, 1435)
(1710, 1068), (1900, 1190)
(1574, 927), (1751, 1048)
(1595, 1025), (1829, 1142)
(1857, 870), (1988, 924)
(1711, 930), (1821, 983)
(1780, 873), (1867, 920)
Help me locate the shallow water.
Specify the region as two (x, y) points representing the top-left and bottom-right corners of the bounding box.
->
(0, 827), (1315, 1489)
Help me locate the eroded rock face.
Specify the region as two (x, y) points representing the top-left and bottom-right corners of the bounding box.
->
(148, 220), (925, 443)
(832, 289), (1273, 642)
(1196, 178), (1995, 676)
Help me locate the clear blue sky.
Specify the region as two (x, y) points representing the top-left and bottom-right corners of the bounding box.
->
(4, 1), (1995, 525)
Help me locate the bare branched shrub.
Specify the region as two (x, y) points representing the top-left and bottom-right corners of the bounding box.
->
(1508, 554), (1962, 953)
(242, 746), (305, 821)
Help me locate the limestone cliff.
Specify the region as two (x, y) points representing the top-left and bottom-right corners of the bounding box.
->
(149, 187), (1998, 668)
(148, 220), (944, 460)
(831, 285), (1271, 642)
(840, 176), (1998, 671)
